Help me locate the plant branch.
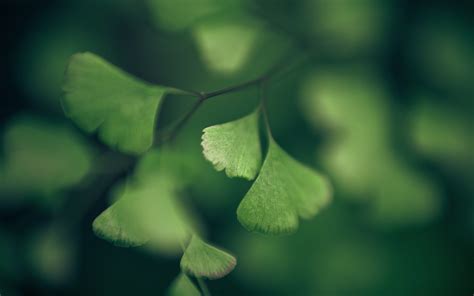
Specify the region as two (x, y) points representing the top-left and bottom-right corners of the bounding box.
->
(259, 80), (273, 138)
(159, 96), (205, 144)
(167, 87), (201, 97)
(201, 77), (262, 100)
(159, 53), (303, 143)
(197, 277), (212, 296)
(200, 52), (296, 100)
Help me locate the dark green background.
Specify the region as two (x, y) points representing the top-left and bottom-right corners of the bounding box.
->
(1, 0), (473, 295)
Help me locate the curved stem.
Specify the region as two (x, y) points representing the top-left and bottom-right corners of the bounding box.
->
(161, 96), (205, 144)
(167, 87), (201, 98)
(259, 80), (273, 139)
(158, 54), (301, 144)
(200, 52), (297, 100)
(197, 277), (212, 296)
(201, 77), (263, 100)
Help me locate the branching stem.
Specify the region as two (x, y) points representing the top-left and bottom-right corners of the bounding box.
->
(161, 53), (304, 143)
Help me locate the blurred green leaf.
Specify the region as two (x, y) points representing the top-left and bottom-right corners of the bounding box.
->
(302, 0), (393, 55)
(237, 138), (332, 235)
(180, 235), (236, 280)
(93, 150), (196, 254)
(300, 67), (390, 142)
(92, 201), (149, 248)
(409, 97), (474, 167)
(202, 110), (262, 180)
(300, 68), (442, 227)
(63, 52), (167, 155)
(371, 159), (441, 226)
(192, 14), (262, 74)
(0, 116), (92, 206)
(167, 273), (201, 296)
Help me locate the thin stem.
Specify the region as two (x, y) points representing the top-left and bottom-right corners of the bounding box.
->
(197, 277), (212, 296)
(200, 51), (297, 100)
(159, 96), (205, 144)
(156, 53), (304, 146)
(259, 80), (273, 138)
(202, 77), (263, 100)
(167, 87), (201, 98)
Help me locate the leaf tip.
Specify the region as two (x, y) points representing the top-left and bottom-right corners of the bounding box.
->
(236, 207), (298, 236)
(92, 207), (147, 248)
(180, 236), (237, 280)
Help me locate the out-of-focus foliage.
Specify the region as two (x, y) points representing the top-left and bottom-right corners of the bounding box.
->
(301, 0), (394, 55)
(147, 0), (239, 32)
(300, 68), (441, 227)
(192, 14), (263, 74)
(93, 150), (197, 254)
(0, 116), (92, 208)
(409, 96), (474, 169)
(148, 0), (290, 75)
(2, 0), (474, 295)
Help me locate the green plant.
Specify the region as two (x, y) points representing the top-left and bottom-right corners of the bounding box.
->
(61, 48), (332, 294)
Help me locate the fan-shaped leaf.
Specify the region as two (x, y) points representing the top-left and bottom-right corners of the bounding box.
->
(167, 273), (201, 296)
(180, 235), (236, 280)
(237, 138), (332, 235)
(63, 52), (167, 154)
(201, 110), (262, 180)
(92, 204), (148, 248)
(92, 151), (195, 253)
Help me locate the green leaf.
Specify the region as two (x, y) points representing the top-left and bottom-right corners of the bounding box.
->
(92, 175), (192, 252)
(62, 52), (167, 154)
(0, 116), (92, 206)
(167, 273), (201, 296)
(409, 98), (473, 165)
(92, 150), (195, 253)
(192, 14), (262, 73)
(237, 138), (332, 235)
(92, 202), (148, 248)
(201, 110), (262, 180)
(180, 235), (236, 280)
